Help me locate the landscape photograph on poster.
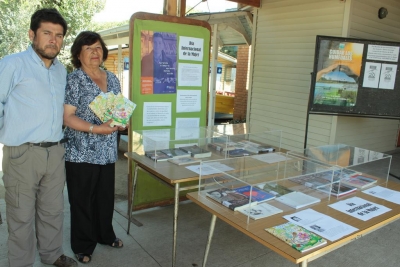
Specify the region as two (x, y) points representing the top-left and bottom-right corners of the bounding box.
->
(313, 40), (364, 107)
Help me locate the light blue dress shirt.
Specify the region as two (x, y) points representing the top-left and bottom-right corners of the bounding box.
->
(0, 46), (66, 146)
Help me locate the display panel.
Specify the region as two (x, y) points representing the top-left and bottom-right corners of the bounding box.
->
(309, 35), (400, 118)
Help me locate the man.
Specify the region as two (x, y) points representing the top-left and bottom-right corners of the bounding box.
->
(141, 32), (176, 93)
(0, 8), (77, 267)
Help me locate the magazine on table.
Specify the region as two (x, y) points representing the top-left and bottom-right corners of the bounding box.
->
(205, 188), (255, 211)
(233, 185), (275, 202)
(265, 222), (327, 253)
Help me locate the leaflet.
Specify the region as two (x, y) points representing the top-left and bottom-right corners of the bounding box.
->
(362, 186), (400, 205)
(283, 208), (358, 241)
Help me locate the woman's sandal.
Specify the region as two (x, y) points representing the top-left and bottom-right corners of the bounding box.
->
(109, 238), (123, 248)
(76, 253), (92, 264)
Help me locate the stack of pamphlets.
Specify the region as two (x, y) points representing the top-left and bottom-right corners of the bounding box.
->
(89, 92), (136, 127)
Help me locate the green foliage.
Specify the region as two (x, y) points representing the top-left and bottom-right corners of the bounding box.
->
(0, 0), (106, 69)
(0, 0), (36, 56)
(220, 46), (237, 58)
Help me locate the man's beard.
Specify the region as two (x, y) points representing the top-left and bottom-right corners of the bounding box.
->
(32, 42), (60, 60)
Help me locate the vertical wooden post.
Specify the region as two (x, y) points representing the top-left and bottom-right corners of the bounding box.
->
(163, 0), (186, 17)
(163, 0), (177, 16)
(179, 0), (186, 17)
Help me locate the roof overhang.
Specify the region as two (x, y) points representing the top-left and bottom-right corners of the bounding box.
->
(98, 10), (253, 47)
(186, 11), (252, 46)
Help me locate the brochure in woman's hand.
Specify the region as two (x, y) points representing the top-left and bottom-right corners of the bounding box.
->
(89, 92), (136, 127)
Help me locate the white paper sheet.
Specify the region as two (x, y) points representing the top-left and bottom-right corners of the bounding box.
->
(367, 44), (400, 62)
(328, 196), (391, 221)
(175, 119), (200, 140)
(362, 186), (400, 205)
(362, 62), (381, 88)
(142, 129), (170, 151)
(178, 63), (202, 87)
(378, 63), (397, 90)
(186, 162), (234, 175)
(176, 90), (201, 113)
(251, 153), (289, 164)
(179, 36), (204, 61)
(283, 208), (358, 241)
(143, 102), (171, 127)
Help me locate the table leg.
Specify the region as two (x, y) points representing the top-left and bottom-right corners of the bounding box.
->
(299, 260), (308, 267)
(202, 214), (217, 267)
(127, 164), (139, 235)
(172, 183), (180, 267)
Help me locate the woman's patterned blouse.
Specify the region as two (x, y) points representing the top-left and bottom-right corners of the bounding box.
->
(64, 68), (121, 165)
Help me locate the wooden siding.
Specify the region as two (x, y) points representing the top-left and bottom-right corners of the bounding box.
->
(249, 0), (345, 151)
(334, 0), (400, 152)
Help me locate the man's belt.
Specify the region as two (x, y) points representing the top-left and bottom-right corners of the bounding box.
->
(26, 138), (68, 148)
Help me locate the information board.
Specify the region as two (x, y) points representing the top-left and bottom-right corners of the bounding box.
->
(309, 35), (400, 118)
(129, 12), (211, 131)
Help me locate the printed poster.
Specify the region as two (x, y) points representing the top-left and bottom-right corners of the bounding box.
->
(313, 40), (364, 107)
(141, 31), (177, 94)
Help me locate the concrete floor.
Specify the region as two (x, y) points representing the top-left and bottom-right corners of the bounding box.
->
(0, 140), (400, 267)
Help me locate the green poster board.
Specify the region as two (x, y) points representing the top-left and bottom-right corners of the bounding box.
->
(128, 12), (211, 209)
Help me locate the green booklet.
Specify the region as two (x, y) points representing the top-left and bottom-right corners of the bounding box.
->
(260, 182), (293, 197)
(265, 222), (327, 253)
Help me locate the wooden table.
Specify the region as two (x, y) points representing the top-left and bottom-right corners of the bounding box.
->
(125, 151), (224, 267)
(124, 123), (282, 266)
(186, 180), (400, 267)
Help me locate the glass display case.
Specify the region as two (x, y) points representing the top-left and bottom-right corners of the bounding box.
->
(131, 127), (228, 167)
(287, 144), (392, 195)
(213, 124), (283, 157)
(197, 152), (335, 224)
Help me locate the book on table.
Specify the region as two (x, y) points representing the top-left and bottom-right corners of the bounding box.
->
(289, 173), (332, 189)
(340, 175), (378, 189)
(265, 222), (327, 253)
(234, 140), (275, 154)
(236, 202), (283, 220)
(144, 151), (172, 162)
(159, 148), (191, 158)
(233, 185), (275, 202)
(259, 182), (293, 197)
(205, 188), (255, 211)
(178, 145), (212, 158)
(167, 157), (201, 166)
(275, 191), (320, 209)
(227, 148), (253, 157)
(317, 182), (357, 197)
(207, 142), (236, 152)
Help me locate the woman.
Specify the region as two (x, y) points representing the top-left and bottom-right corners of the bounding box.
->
(64, 31), (125, 264)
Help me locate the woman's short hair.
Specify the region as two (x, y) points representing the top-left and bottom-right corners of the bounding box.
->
(70, 31), (108, 68)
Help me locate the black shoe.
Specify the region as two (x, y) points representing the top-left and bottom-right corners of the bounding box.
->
(53, 255), (77, 267)
(76, 253), (92, 264)
(109, 237), (123, 248)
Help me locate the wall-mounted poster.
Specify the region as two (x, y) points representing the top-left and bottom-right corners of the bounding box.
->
(141, 31), (177, 94)
(309, 35), (400, 119)
(314, 40), (364, 107)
